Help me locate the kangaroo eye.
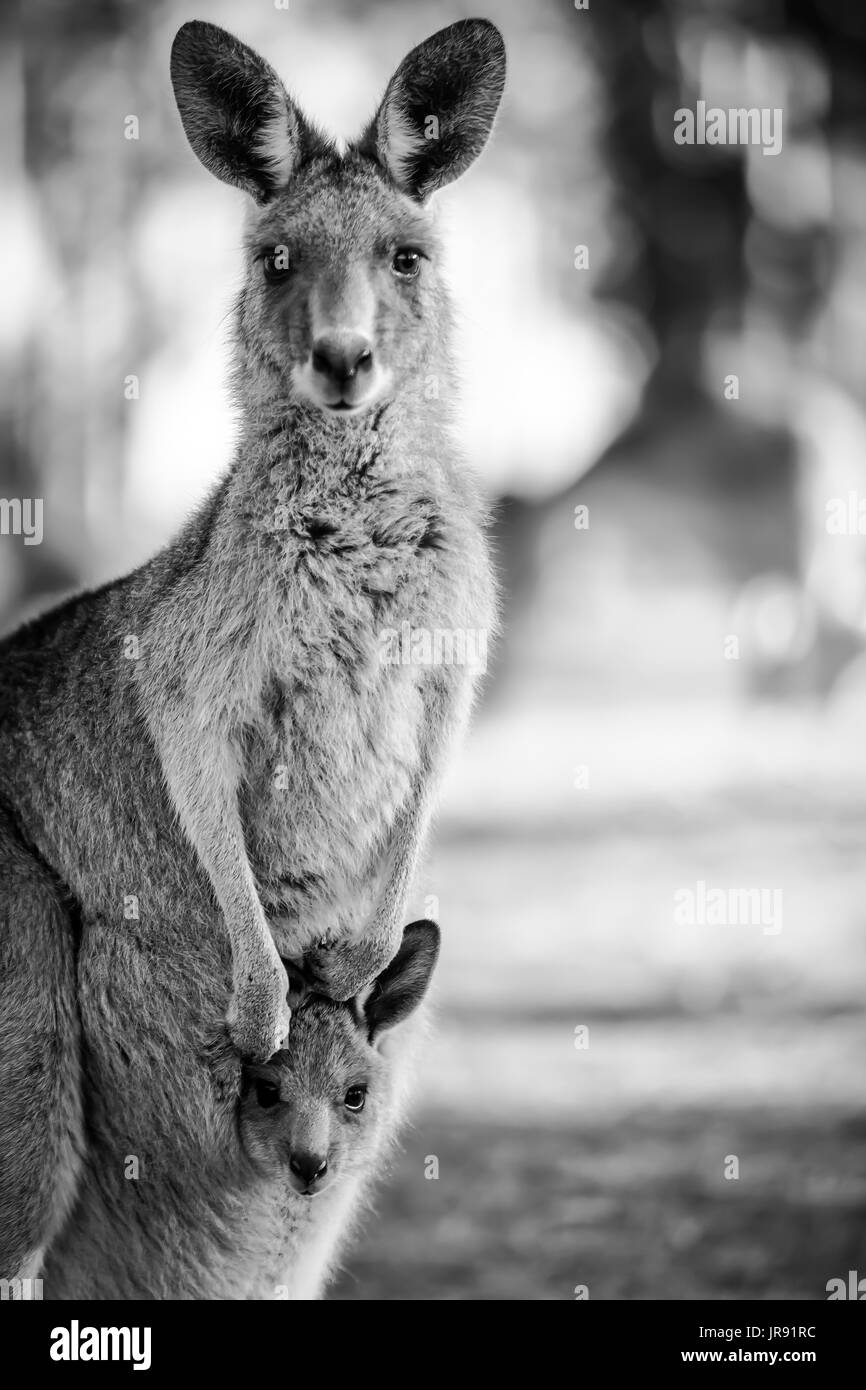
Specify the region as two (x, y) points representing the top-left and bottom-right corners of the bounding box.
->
(254, 1079), (281, 1108)
(391, 249), (421, 279)
(344, 1085), (367, 1112)
(262, 248), (291, 284)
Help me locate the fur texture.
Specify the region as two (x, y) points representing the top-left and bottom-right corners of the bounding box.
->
(239, 922), (439, 1300)
(0, 18), (504, 1297)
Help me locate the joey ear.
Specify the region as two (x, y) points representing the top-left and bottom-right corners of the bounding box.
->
(170, 20), (322, 202)
(364, 920), (440, 1042)
(359, 19), (506, 202)
(281, 960), (311, 1011)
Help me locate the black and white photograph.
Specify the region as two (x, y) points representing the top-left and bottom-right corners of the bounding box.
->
(1, 0), (865, 1347)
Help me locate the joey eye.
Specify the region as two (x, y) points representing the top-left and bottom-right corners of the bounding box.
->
(391, 248), (422, 279)
(344, 1085), (367, 1112)
(254, 1078), (281, 1109)
(262, 248), (291, 284)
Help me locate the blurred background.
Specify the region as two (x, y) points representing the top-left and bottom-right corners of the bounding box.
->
(3, 0), (866, 1299)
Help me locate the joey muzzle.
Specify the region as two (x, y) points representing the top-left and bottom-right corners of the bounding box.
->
(288, 1150), (330, 1195)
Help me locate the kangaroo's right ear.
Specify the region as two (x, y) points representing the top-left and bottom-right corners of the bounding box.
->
(364, 920), (440, 1043)
(360, 19), (506, 202)
(170, 20), (322, 203)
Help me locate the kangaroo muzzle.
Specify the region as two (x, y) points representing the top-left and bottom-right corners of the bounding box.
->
(288, 1149), (330, 1195)
(311, 331), (375, 410)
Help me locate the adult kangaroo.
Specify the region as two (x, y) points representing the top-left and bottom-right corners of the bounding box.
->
(0, 18), (504, 1296)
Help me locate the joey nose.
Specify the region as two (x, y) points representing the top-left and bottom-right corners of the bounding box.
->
(289, 1151), (328, 1188)
(311, 333), (373, 386)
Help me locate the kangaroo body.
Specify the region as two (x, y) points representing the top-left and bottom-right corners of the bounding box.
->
(0, 374), (486, 1299)
(0, 19), (504, 1295)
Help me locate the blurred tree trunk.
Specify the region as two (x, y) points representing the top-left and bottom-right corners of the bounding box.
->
(0, 0), (162, 626)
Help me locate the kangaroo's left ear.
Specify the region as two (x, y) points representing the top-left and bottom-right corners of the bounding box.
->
(364, 920), (440, 1043)
(359, 19), (506, 202)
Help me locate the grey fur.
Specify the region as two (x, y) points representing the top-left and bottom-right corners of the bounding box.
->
(239, 921), (439, 1299)
(0, 19), (503, 1296)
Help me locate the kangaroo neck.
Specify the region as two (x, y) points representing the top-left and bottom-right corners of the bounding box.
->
(233, 389), (449, 502)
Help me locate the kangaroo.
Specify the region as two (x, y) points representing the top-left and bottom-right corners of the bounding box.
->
(239, 920), (439, 1300)
(0, 19), (503, 1291)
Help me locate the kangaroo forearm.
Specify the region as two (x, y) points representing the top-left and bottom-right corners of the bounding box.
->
(150, 709), (290, 1056)
(151, 715), (267, 950)
(376, 812), (426, 927)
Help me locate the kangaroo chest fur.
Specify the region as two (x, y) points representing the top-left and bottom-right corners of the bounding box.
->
(193, 417), (480, 945)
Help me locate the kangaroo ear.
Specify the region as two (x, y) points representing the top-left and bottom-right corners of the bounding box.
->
(170, 20), (321, 202)
(280, 959), (312, 1011)
(360, 19), (506, 202)
(364, 920), (440, 1043)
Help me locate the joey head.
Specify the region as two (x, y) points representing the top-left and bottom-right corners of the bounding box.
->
(241, 921), (440, 1199)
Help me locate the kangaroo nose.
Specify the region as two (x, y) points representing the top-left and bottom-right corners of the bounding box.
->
(289, 1152), (328, 1187)
(311, 333), (373, 386)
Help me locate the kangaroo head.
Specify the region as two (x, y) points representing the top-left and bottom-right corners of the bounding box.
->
(170, 20), (505, 419)
(239, 921), (440, 1194)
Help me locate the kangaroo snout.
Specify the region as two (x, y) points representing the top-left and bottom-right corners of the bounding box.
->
(288, 1150), (329, 1195)
(312, 332), (373, 388)
(305, 328), (380, 414)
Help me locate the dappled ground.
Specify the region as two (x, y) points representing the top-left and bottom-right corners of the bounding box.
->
(334, 1111), (866, 1300)
(333, 697), (866, 1300)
